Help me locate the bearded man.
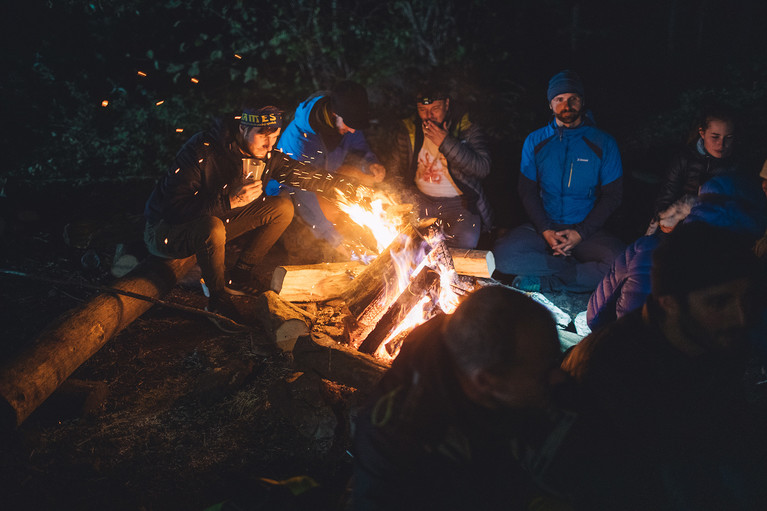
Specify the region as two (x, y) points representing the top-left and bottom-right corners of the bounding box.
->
(493, 70), (625, 293)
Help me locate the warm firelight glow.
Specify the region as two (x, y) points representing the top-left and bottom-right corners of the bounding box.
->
(101, 100), (109, 107)
(336, 184), (463, 363)
(337, 198), (401, 253)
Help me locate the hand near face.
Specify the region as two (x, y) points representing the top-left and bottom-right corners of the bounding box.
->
(230, 179), (263, 208)
(422, 119), (447, 147)
(367, 163), (386, 183)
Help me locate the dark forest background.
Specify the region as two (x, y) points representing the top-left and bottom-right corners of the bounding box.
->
(2, 0), (767, 237)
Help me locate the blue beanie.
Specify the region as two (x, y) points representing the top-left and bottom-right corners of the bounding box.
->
(547, 70), (584, 102)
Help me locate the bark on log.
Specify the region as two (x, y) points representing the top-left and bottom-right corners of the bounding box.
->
(270, 262), (367, 302)
(255, 291), (315, 352)
(448, 248), (496, 278)
(0, 256), (196, 429)
(292, 334), (388, 391)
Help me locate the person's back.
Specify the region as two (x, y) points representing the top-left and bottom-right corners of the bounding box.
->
(352, 287), (576, 510)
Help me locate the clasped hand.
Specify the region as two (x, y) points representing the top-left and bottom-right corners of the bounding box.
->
(542, 229), (582, 256)
(230, 179), (263, 208)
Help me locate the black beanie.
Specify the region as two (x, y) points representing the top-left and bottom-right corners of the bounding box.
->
(651, 222), (758, 297)
(330, 80), (370, 130)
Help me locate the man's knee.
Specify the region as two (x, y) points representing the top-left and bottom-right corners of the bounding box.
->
(270, 196), (295, 224)
(201, 216), (226, 247)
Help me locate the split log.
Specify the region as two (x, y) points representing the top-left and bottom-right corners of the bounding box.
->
(358, 269), (440, 355)
(341, 224), (433, 347)
(0, 256), (196, 429)
(342, 223), (430, 322)
(448, 248), (496, 278)
(255, 291), (315, 352)
(270, 261), (367, 302)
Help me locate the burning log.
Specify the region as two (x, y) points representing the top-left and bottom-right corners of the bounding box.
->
(0, 256), (196, 429)
(255, 291), (314, 352)
(448, 248), (496, 278)
(357, 268), (440, 355)
(270, 262), (367, 302)
(341, 223), (432, 346)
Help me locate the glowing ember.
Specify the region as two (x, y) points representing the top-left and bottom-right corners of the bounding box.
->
(101, 100), (109, 107)
(137, 71), (147, 77)
(190, 77), (200, 84)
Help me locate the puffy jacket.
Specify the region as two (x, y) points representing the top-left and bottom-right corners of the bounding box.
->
(394, 106), (494, 230)
(276, 94), (378, 171)
(519, 116), (622, 238)
(587, 233), (662, 331)
(588, 174), (767, 332)
(653, 139), (739, 215)
(144, 117), (359, 225)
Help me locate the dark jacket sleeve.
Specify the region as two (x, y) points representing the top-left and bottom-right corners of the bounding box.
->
(519, 172), (552, 233)
(575, 177), (623, 240)
(654, 152), (689, 216)
(150, 134), (233, 224)
(390, 122), (415, 186)
(440, 121), (491, 181)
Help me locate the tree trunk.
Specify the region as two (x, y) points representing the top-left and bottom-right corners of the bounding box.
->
(0, 256), (196, 429)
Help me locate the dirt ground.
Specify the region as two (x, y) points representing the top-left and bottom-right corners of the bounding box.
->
(0, 181), (593, 511)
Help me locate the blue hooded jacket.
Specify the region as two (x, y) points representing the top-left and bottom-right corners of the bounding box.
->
(520, 117), (623, 227)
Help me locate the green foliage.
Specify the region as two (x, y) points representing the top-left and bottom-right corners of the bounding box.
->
(5, 0), (767, 185)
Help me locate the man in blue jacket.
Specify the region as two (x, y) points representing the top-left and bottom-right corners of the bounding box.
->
(494, 70), (624, 292)
(276, 81), (386, 249)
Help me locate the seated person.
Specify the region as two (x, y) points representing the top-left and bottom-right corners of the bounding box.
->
(276, 81), (386, 248)
(652, 105), (739, 219)
(390, 83), (493, 248)
(144, 105), (362, 331)
(588, 173), (767, 332)
(563, 222), (767, 509)
(493, 70), (624, 293)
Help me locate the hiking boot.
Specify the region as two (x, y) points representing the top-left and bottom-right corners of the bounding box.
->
(224, 269), (262, 297)
(511, 275), (543, 293)
(205, 294), (250, 333)
(224, 277), (262, 297)
(512, 275), (561, 293)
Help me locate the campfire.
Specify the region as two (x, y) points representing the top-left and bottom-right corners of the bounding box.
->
(271, 187), (494, 363)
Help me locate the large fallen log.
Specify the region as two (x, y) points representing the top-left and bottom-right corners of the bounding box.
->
(0, 256), (196, 429)
(448, 248), (496, 278)
(270, 261), (367, 302)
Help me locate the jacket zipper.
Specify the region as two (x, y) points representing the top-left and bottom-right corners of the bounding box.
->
(568, 162), (573, 188)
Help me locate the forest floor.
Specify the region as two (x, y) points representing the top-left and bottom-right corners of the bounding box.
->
(0, 180), (606, 511)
